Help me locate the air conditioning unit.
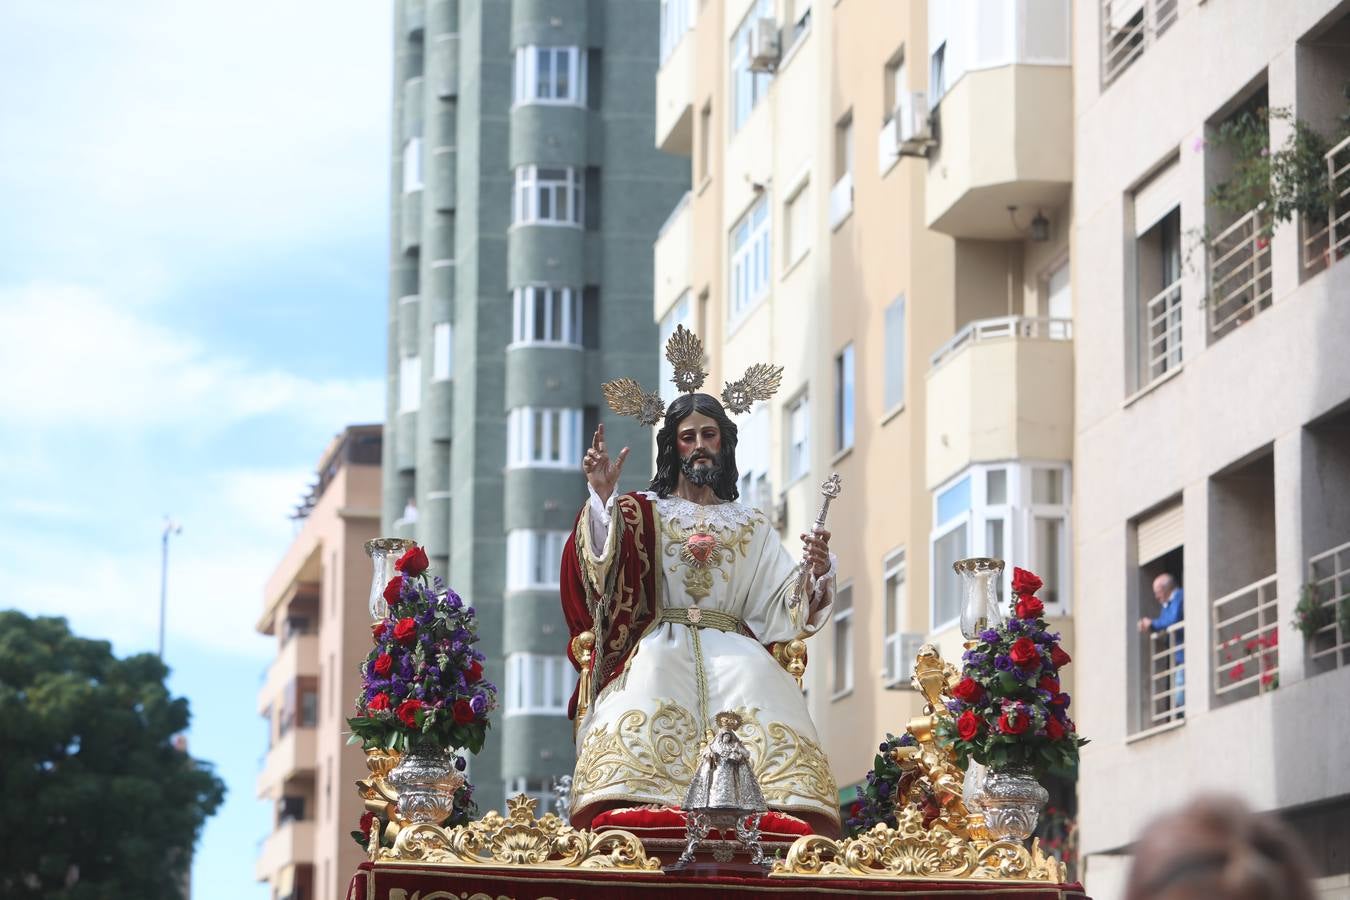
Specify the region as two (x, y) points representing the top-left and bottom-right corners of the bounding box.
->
(883, 632), (928, 687)
(748, 18), (781, 73)
(895, 91), (935, 156)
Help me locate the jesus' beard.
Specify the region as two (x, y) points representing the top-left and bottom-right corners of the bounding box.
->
(680, 451), (723, 487)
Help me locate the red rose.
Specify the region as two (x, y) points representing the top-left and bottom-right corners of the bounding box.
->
(956, 709), (982, 741)
(367, 692), (391, 711)
(1010, 637), (1040, 669)
(392, 617), (417, 644)
(950, 677), (985, 704)
(395, 545), (430, 577)
(372, 621), (388, 641)
(1046, 717), (1066, 741)
(359, 811), (376, 837)
(383, 576), (404, 604)
(452, 699), (475, 725)
(850, 800), (862, 817)
(1038, 675), (1060, 694)
(1015, 595), (1045, 620)
(466, 660), (483, 683)
(998, 710), (1029, 735)
(1011, 567), (1043, 597)
(395, 698), (423, 727)
(373, 653), (393, 677)
(1050, 644), (1072, 668)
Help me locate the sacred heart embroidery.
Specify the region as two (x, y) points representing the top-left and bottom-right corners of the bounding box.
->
(680, 531), (722, 569)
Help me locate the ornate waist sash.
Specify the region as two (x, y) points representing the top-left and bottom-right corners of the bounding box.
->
(658, 607), (745, 634)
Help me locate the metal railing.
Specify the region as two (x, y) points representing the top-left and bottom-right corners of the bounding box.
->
(1307, 539), (1350, 672)
(1146, 620), (1186, 727)
(1212, 574), (1279, 702)
(930, 316), (1073, 369)
(1102, 0), (1178, 87)
(1208, 204), (1273, 340)
(1141, 278), (1183, 388)
(1328, 134), (1350, 262)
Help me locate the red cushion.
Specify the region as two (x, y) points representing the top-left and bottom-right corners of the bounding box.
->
(591, 806), (812, 842)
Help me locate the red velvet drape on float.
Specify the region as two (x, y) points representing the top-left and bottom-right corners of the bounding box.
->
(345, 862), (1090, 900)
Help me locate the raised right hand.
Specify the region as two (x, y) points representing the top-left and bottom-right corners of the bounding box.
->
(582, 423), (629, 505)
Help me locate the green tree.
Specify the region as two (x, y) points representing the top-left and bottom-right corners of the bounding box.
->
(0, 611), (226, 899)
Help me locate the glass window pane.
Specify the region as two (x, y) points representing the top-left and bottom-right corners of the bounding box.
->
(986, 468), (1007, 504)
(1033, 469), (1063, 504)
(556, 50), (571, 99)
(530, 656), (547, 706)
(1035, 517), (1062, 605)
(936, 476), (971, 525)
(934, 524), (968, 626)
(535, 48), (550, 98)
(550, 290), (563, 340)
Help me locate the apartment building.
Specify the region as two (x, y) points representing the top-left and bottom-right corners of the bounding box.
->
(1073, 0), (1350, 896)
(653, 0), (1076, 803)
(255, 425), (383, 900)
(382, 0), (686, 814)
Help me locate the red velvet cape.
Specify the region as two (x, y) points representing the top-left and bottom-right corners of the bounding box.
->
(560, 492), (660, 720)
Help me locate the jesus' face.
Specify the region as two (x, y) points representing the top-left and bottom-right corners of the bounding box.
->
(677, 411), (723, 487)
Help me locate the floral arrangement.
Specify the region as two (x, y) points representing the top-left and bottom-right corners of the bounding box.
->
(346, 545), (498, 755)
(938, 567), (1086, 776)
(844, 732), (919, 836)
(1220, 629), (1279, 690)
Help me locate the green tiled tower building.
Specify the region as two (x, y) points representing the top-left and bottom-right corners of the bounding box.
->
(383, 0), (685, 813)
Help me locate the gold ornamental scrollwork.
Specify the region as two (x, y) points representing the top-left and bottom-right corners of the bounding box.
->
(374, 794), (662, 871)
(770, 807), (1066, 882)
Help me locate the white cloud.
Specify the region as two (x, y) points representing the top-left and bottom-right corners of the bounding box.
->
(0, 282), (383, 432)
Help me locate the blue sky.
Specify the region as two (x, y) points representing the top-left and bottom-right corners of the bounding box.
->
(0, 3), (391, 897)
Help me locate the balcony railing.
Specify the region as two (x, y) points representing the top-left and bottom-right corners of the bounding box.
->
(1101, 0), (1179, 87)
(1146, 620), (1185, 728)
(1140, 278), (1183, 388)
(1308, 539), (1350, 673)
(930, 316), (1073, 369)
(1301, 134), (1350, 278)
(1212, 574), (1279, 704)
(1207, 204), (1273, 341)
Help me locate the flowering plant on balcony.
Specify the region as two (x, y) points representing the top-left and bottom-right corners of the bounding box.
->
(346, 545), (498, 755)
(937, 567), (1087, 776)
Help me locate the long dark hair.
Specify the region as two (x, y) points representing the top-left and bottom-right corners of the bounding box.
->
(649, 393), (740, 500)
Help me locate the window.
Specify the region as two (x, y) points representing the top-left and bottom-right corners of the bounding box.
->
(506, 407), (583, 468)
(883, 296), (906, 412)
(399, 355), (421, 412)
(884, 50), (906, 121)
(512, 286), (582, 346)
(784, 180), (812, 269)
(504, 653), (576, 716)
(882, 549), (921, 687)
(403, 137), (423, 193)
(833, 343), (854, 452)
(660, 0), (694, 64)
(698, 102), (712, 182)
(505, 777), (562, 815)
(929, 463), (1073, 629)
(513, 166), (583, 226)
(301, 688), (319, 728)
(1136, 207), (1182, 390)
(729, 196), (771, 322)
(514, 46), (587, 105)
(730, 0), (773, 133)
(433, 322), (452, 381)
(930, 41), (946, 104)
(737, 406), (770, 512)
(830, 113), (854, 227)
(506, 529), (568, 590)
(658, 293), (693, 391)
(832, 584), (854, 696)
(786, 393), (810, 481)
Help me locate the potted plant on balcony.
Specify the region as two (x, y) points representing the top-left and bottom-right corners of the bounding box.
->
(347, 544), (497, 841)
(937, 567), (1087, 842)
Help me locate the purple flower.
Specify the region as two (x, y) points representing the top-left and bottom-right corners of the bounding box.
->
(454, 755), (467, 771)
(968, 651), (989, 666)
(470, 694), (487, 714)
(447, 591), (463, 609)
(945, 700), (962, 715)
(994, 654), (1013, 672)
(1010, 666), (1031, 682)
(980, 629), (1000, 643)
(1007, 618), (1024, 634)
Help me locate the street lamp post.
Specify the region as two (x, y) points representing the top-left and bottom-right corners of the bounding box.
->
(159, 517), (182, 660)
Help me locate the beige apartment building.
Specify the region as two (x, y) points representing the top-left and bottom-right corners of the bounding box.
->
(653, 0), (1076, 803)
(255, 425), (383, 900)
(1072, 0), (1350, 897)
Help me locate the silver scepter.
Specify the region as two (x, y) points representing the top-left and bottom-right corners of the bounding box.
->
(789, 473), (842, 609)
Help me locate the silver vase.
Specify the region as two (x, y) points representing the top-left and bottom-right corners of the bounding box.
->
(387, 742), (464, 825)
(980, 766), (1048, 842)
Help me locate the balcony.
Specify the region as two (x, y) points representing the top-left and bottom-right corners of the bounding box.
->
(1142, 620), (1186, 730)
(653, 191), (692, 320)
(654, 17), (695, 155)
(1211, 574), (1279, 707)
(257, 633), (318, 716)
(1308, 539), (1350, 674)
(1298, 135), (1350, 279)
(1101, 0), (1178, 87)
(1207, 204), (1273, 341)
(254, 819), (315, 883)
(924, 65), (1072, 240)
(924, 316), (1073, 488)
(256, 725), (317, 798)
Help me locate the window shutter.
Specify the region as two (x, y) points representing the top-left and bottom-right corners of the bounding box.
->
(1136, 500), (1183, 565)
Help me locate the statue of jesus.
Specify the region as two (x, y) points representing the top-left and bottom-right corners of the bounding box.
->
(559, 337), (840, 836)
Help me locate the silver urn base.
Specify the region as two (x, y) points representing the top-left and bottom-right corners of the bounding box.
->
(387, 743), (464, 825)
(980, 766), (1048, 842)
